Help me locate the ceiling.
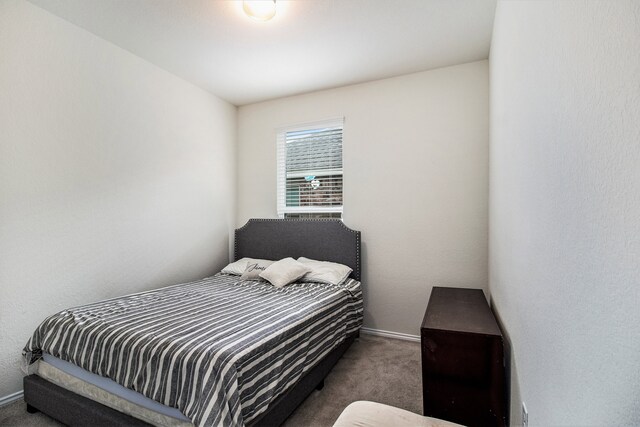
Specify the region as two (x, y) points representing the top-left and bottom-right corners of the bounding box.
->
(28, 0), (497, 106)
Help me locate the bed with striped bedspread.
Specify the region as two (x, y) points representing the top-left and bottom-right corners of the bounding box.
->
(23, 273), (363, 427)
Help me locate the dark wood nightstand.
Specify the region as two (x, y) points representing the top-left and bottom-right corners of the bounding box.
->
(421, 287), (507, 427)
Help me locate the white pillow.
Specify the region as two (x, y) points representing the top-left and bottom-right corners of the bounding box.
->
(297, 257), (353, 286)
(259, 258), (311, 288)
(240, 258), (275, 281)
(221, 258), (250, 275)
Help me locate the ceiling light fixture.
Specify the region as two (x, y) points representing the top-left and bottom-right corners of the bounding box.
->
(243, 0), (276, 21)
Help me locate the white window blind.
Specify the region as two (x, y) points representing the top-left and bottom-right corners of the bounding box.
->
(277, 118), (344, 218)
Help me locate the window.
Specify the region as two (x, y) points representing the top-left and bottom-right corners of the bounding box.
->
(277, 118), (344, 218)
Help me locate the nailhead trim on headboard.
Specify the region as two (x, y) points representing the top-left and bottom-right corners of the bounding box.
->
(234, 218), (361, 281)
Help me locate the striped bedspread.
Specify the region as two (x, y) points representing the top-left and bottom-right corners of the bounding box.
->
(23, 274), (363, 427)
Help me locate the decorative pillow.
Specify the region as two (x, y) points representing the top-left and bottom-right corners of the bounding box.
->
(259, 258), (311, 288)
(297, 257), (353, 286)
(221, 258), (250, 275)
(240, 258), (275, 281)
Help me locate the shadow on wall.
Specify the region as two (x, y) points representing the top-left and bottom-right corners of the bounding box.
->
(359, 240), (373, 326)
(491, 301), (520, 427)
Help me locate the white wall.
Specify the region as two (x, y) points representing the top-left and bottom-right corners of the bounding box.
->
(490, 1), (640, 425)
(237, 61), (489, 335)
(0, 1), (236, 397)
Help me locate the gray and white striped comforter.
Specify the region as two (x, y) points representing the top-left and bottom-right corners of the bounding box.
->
(23, 273), (363, 427)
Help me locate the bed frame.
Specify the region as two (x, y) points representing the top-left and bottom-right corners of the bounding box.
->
(24, 218), (362, 427)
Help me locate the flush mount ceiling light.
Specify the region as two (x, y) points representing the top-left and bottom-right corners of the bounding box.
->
(243, 0), (276, 21)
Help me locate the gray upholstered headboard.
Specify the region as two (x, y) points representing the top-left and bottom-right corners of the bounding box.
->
(234, 219), (361, 281)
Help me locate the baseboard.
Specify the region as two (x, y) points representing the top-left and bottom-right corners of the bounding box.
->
(361, 327), (420, 342)
(0, 389), (23, 407)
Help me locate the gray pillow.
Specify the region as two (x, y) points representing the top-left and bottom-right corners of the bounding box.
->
(240, 258), (275, 281)
(297, 257), (352, 286)
(260, 257), (311, 288)
(221, 258), (250, 275)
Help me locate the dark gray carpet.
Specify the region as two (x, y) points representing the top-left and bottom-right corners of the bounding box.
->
(0, 335), (422, 427)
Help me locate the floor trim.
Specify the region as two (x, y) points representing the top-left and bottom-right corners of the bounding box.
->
(361, 327), (420, 342)
(0, 390), (23, 407)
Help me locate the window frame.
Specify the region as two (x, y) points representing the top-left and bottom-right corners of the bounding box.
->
(276, 117), (344, 218)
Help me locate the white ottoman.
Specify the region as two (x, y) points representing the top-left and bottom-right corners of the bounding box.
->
(333, 401), (465, 427)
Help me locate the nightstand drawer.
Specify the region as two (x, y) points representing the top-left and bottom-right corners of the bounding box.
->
(422, 330), (492, 383)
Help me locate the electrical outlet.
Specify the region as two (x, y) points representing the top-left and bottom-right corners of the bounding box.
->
(522, 402), (529, 427)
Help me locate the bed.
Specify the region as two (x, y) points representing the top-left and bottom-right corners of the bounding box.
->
(22, 218), (362, 426)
